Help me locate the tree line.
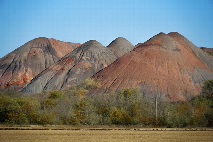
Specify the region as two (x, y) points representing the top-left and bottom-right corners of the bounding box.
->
(0, 78), (213, 127)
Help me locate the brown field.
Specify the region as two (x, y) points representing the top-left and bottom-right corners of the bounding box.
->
(0, 129), (213, 142)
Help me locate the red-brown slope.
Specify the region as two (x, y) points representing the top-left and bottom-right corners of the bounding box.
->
(93, 32), (213, 101)
(0, 37), (79, 90)
(168, 32), (213, 71)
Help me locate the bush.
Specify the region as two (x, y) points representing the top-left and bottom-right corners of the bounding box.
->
(0, 95), (27, 124)
(109, 107), (131, 125)
(49, 91), (63, 99)
(80, 78), (101, 90)
(117, 88), (139, 98)
(17, 96), (40, 124)
(70, 100), (87, 125)
(202, 80), (213, 100)
(1, 79), (213, 127)
(37, 111), (55, 125)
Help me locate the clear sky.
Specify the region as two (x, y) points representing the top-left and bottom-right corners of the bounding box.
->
(0, 0), (213, 58)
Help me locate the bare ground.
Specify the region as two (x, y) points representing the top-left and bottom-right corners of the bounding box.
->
(0, 127), (213, 142)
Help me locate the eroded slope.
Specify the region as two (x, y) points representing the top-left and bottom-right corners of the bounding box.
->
(93, 32), (213, 101)
(0, 37), (79, 90)
(22, 40), (117, 94)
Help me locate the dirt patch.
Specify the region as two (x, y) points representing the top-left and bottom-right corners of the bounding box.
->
(0, 130), (213, 142)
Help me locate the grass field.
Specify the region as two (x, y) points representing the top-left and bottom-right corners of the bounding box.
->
(0, 129), (213, 142)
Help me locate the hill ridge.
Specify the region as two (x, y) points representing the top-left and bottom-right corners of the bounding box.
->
(1, 32), (212, 101)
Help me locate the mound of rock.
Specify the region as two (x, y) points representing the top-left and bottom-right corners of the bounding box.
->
(22, 40), (117, 94)
(93, 32), (213, 101)
(0, 37), (79, 90)
(107, 37), (135, 58)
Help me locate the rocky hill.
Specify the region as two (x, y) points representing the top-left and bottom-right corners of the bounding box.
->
(0, 37), (80, 90)
(107, 37), (135, 58)
(93, 32), (213, 101)
(22, 40), (117, 94)
(1, 32), (212, 101)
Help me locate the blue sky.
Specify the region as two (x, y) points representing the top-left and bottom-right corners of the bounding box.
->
(0, 0), (213, 58)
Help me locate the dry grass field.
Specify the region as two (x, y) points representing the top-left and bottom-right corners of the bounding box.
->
(0, 129), (213, 142)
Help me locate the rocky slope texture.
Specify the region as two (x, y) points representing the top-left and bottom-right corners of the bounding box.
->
(22, 40), (117, 94)
(201, 47), (213, 56)
(0, 37), (80, 90)
(93, 32), (213, 101)
(107, 37), (135, 58)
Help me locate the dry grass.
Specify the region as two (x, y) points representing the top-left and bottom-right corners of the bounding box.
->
(0, 129), (213, 142)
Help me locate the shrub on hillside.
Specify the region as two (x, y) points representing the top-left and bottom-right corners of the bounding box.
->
(49, 90), (63, 99)
(79, 78), (101, 90)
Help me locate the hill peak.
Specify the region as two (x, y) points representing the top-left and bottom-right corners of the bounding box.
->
(28, 37), (50, 48)
(107, 37), (134, 57)
(80, 40), (105, 49)
(144, 32), (178, 51)
(0, 37), (76, 90)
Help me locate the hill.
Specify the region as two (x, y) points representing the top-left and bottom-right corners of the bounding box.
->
(1, 33), (212, 101)
(93, 32), (213, 101)
(107, 37), (135, 58)
(0, 37), (80, 90)
(22, 40), (117, 94)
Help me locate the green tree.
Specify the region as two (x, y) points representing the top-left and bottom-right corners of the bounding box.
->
(164, 104), (183, 128)
(17, 96), (40, 124)
(49, 90), (63, 99)
(70, 100), (87, 125)
(0, 95), (27, 124)
(202, 80), (213, 100)
(190, 97), (209, 127)
(109, 107), (131, 125)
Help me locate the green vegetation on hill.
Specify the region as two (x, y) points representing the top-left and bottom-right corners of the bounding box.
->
(0, 79), (213, 127)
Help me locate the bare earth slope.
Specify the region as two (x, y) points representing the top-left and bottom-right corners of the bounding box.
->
(107, 37), (135, 58)
(168, 32), (213, 71)
(93, 32), (213, 101)
(0, 37), (79, 90)
(22, 40), (117, 94)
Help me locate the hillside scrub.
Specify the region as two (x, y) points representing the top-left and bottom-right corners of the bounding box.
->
(0, 79), (213, 127)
